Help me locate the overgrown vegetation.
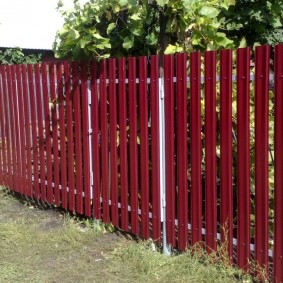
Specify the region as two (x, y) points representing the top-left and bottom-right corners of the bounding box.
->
(0, 47), (42, 65)
(0, 187), (254, 282)
(53, 0), (283, 60)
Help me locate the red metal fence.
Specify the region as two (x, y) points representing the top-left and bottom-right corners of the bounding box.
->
(0, 45), (282, 282)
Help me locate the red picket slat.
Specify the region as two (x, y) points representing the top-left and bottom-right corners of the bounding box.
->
(109, 58), (118, 226)
(139, 56), (150, 239)
(42, 63), (53, 203)
(64, 62), (75, 211)
(48, 63), (60, 205)
(0, 70), (4, 185)
(11, 66), (21, 193)
(237, 47), (251, 270)
(204, 51), (217, 252)
(220, 49), (233, 259)
(34, 64), (46, 201)
(21, 65), (32, 196)
(57, 63), (67, 209)
(72, 61), (83, 214)
(164, 55), (176, 247)
(15, 66), (25, 194)
(128, 57), (139, 235)
(7, 66), (17, 192)
(274, 44), (283, 283)
(100, 60), (109, 223)
(150, 55), (161, 243)
(81, 61), (91, 217)
(118, 58), (129, 231)
(0, 67), (7, 187)
(254, 45), (270, 276)
(190, 51), (202, 246)
(90, 61), (101, 219)
(27, 65), (39, 198)
(176, 53), (188, 250)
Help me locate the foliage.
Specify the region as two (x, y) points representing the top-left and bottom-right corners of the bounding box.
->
(0, 48), (42, 65)
(221, 0), (283, 46)
(53, 0), (235, 60)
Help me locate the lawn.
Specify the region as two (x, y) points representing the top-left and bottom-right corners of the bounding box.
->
(0, 187), (252, 283)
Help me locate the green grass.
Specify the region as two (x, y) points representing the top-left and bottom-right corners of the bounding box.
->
(0, 187), (253, 283)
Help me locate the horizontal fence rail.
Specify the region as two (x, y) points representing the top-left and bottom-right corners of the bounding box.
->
(0, 45), (282, 282)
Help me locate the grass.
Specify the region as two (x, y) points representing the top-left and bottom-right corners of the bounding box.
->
(0, 187), (254, 283)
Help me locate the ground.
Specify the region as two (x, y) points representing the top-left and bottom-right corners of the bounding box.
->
(0, 187), (251, 283)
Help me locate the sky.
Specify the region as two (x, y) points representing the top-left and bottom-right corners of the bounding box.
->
(0, 0), (74, 50)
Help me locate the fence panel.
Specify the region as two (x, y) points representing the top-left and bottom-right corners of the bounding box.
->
(1, 45), (283, 282)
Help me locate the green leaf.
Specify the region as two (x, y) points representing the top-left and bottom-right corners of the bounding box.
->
(156, 0), (169, 7)
(130, 14), (141, 21)
(145, 33), (158, 45)
(118, 0), (128, 6)
(122, 36), (134, 50)
(70, 29), (80, 39)
(164, 44), (176, 54)
(199, 6), (219, 18)
(107, 23), (116, 35)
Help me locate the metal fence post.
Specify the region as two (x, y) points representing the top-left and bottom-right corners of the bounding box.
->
(159, 74), (171, 255)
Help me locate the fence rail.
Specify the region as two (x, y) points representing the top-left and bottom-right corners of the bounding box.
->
(0, 45), (282, 282)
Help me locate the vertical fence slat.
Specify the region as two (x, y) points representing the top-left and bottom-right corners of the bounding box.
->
(21, 65), (32, 196)
(176, 53), (188, 250)
(15, 66), (25, 194)
(118, 58), (129, 231)
(164, 54), (176, 247)
(90, 61), (101, 219)
(150, 55), (161, 243)
(204, 51), (217, 252)
(128, 57), (139, 235)
(42, 63), (53, 203)
(7, 66), (17, 192)
(72, 61), (83, 214)
(190, 51), (202, 245)
(254, 45), (270, 276)
(65, 62), (75, 211)
(100, 60), (109, 223)
(81, 61), (91, 217)
(1, 66), (11, 190)
(220, 49), (233, 259)
(0, 67), (7, 187)
(57, 63), (67, 209)
(274, 44), (283, 283)
(34, 64), (46, 201)
(49, 63), (60, 205)
(11, 66), (22, 193)
(109, 58), (118, 226)
(139, 56), (150, 239)
(27, 65), (39, 198)
(237, 47), (250, 270)
(7, 66), (17, 191)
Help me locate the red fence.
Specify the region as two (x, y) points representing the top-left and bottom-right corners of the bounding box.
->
(0, 45), (282, 282)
